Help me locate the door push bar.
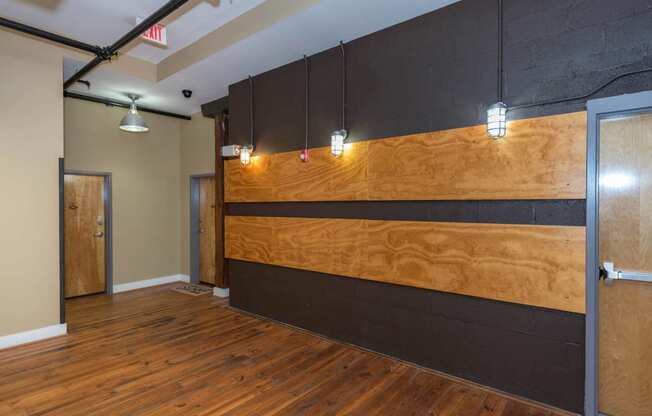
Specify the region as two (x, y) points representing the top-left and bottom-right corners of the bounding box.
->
(600, 262), (652, 285)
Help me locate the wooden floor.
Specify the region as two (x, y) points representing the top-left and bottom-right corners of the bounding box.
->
(0, 284), (572, 416)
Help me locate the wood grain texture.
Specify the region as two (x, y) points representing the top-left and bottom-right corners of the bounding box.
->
(225, 112), (586, 202)
(598, 281), (652, 416)
(225, 216), (586, 313)
(215, 118), (227, 288)
(64, 175), (106, 298)
(199, 176), (216, 285)
(0, 284), (573, 416)
(598, 113), (652, 416)
(225, 141), (368, 202)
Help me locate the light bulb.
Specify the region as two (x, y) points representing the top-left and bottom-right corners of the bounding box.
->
(331, 129), (347, 157)
(240, 146), (252, 166)
(487, 102), (507, 138)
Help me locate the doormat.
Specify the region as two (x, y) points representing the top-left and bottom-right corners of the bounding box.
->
(172, 284), (213, 296)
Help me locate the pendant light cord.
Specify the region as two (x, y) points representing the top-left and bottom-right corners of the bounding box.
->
(304, 55), (310, 151)
(510, 67), (652, 110)
(249, 75), (255, 150)
(339, 41), (347, 131)
(496, 0), (652, 111)
(497, 0), (503, 103)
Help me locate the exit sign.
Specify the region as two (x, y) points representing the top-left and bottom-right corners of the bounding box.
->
(136, 18), (167, 47)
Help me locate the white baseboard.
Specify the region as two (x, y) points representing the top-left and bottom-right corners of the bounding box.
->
(213, 287), (230, 298)
(0, 323), (67, 350)
(113, 274), (190, 294)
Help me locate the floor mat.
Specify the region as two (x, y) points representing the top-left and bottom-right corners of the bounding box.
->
(172, 284), (213, 296)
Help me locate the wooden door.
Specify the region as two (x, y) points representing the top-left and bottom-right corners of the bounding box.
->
(199, 177), (217, 285)
(598, 113), (652, 415)
(64, 175), (106, 298)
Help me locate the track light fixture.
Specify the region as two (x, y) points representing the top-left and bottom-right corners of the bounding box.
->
(331, 41), (348, 157)
(119, 94), (149, 133)
(488, 0), (507, 139)
(241, 76), (255, 167)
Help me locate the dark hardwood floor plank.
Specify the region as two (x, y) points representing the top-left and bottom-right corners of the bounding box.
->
(0, 284), (574, 416)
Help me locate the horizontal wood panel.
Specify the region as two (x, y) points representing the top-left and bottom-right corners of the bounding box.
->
(225, 216), (586, 313)
(225, 112), (587, 202)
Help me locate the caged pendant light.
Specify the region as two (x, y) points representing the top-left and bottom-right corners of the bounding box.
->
(119, 94), (149, 133)
(241, 76), (255, 166)
(487, 0), (507, 139)
(300, 55), (310, 162)
(331, 41), (348, 157)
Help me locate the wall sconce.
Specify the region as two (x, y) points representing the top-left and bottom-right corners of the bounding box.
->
(331, 41), (348, 157)
(331, 129), (347, 157)
(240, 145), (252, 166)
(487, 102), (507, 138)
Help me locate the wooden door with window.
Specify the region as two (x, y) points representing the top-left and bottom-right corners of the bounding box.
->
(598, 112), (652, 416)
(64, 175), (106, 298)
(199, 176), (216, 285)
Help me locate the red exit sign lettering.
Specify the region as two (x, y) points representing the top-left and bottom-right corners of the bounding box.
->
(136, 18), (167, 47)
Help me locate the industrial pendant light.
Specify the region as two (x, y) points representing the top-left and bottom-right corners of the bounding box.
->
(487, 0), (507, 139)
(331, 41), (347, 157)
(300, 55), (310, 162)
(119, 94), (149, 133)
(241, 76), (255, 166)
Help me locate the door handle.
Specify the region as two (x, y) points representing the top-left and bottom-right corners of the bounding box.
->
(95, 231), (104, 238)
(199, 228), (204, 234)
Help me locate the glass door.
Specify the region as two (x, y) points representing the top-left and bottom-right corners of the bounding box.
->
(597, 110), (652, 416)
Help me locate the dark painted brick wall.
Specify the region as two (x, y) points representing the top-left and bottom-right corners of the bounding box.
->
(227, 199), (586, 226)
(230, 260), (585, 413)
(210, 0), (652, 411)
(225, 0), (652, 153)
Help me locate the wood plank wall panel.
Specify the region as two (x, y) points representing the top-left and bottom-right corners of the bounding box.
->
(225, 112), (587, 202)
(225, 142), (369, 202)
(368, 112), (586, 200)
(225, 216), (586, 313)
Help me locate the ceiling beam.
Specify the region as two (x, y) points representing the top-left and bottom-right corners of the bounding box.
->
(63, 0), (190, 90)
(64, 92), (192, 121)
(0, 15), (101, 55)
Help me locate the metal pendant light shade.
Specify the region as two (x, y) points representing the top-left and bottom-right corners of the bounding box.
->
(120, 95), (149, 133)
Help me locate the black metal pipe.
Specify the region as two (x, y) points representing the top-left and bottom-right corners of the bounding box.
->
(0, 16), (101, 55)
(64, 0), (190, 90)
(110, 0), (188, 53)
(64, 91), (191, 120)
(63, 56), (105, 90)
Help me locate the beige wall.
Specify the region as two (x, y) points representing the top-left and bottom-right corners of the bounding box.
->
(64, 99), (183, 285)
(179, 114), (215, 276)
(0, 30), (64, 337)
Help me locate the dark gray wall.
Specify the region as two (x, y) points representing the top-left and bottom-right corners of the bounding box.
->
(225, 0), (652, 152)
(214, 0), (652, 412)
(230, 260), (585, 413)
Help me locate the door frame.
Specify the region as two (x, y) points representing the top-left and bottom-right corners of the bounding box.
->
(62, 170), (114, 298)
(585, 90), (652, 416)
(189, 173), (215, 285)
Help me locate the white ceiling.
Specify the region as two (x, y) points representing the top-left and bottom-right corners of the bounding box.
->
(0, 0), (265, 62)
(129, 0), (267, 63)
(2, 0), (459, 115)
